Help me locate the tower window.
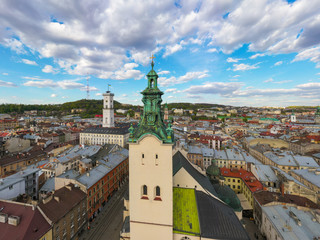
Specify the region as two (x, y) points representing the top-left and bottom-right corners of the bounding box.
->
(155, 154), (158, 159)
(141, 185), (148, 200)
(156, 186), (160, 196)
(154, 186), (161, 201)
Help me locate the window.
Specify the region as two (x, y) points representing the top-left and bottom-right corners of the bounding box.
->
(142, 153), (144, 158)
(155, 186), (160, 196)
(141, 185), (148, 200)
(143, 185), (147, 195)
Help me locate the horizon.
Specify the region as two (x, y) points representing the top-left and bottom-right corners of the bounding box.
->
(1, 0), (320, 107)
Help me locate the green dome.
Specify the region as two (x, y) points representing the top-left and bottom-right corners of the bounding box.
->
(206, 164), (220, 177)
(213, 184), (243, 212)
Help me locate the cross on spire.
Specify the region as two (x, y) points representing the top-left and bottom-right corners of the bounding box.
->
(150, 54), (155, 69)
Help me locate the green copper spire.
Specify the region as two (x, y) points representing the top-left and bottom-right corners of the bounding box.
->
(129, 59), (174, 144)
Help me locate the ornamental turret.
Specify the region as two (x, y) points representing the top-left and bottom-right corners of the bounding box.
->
(129, 59), (174, 143)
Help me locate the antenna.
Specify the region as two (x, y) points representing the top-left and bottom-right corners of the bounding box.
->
(86, 75), (90, 100)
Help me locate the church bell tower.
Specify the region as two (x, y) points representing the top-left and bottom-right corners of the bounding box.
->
(128, 57), (174, 240)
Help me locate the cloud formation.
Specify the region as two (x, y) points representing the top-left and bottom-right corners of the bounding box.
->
(159, 70), (209, 87)
(0, 80), (17, 87)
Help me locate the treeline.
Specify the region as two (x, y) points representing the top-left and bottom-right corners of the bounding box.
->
(166, 102), (225, 110)
(0, 99), (134, 116)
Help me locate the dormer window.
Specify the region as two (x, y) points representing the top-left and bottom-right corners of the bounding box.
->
(150, 79), (154, 88)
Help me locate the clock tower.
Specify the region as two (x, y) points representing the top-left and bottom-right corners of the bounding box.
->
(128, 58), (174, 240)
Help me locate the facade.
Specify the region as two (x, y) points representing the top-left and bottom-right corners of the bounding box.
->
(0, 119), (18, 131)
(80, 127), (129, 148)
(128, 61), (174, 240)
(102, 90), (115, 128)
(0, 177), (25, 200)
(220, 167), (263, 208)
(6, 168), (40, 198)
(39, 184), (87, 240)
(55, 147), (129, 220)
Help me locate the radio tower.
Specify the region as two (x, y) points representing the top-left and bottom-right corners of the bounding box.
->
(86, 75), (90, 100)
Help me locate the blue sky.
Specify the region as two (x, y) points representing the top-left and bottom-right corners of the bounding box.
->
(0, 0), (320, 107)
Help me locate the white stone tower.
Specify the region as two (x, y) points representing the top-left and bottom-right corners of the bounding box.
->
(102, 90), (115, 128)
(128, 59), (174, 240)
(290, 110), (296, 123)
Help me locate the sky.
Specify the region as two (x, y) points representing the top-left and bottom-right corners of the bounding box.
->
(0, 0), (320, 107)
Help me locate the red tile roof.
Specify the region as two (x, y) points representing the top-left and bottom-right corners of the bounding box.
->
(0, 200), (51, 240)
(220, 167), (263, 193)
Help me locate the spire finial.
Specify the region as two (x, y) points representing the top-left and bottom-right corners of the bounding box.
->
(150, 54), (155, 69)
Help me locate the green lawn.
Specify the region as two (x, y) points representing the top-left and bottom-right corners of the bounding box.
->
(173, 187), (200, 236)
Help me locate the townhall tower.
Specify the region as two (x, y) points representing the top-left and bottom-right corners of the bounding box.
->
(128, 59), (174, 240)
(102, 90), (115, 128)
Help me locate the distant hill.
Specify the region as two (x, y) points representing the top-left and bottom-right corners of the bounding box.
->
(0, 99), (228, 118)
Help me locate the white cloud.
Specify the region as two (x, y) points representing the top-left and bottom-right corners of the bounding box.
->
(165, 88), (177, 93)
(159, 70), (209, 87)
(274, 80), (292, 84)
(158, 70), (170, 75)
(264, 78), (274, 83)
(292, 46), (320, 68)
(250, 53), (266, 59)
(51, 94), (57, 97)
(274, 61), (283, 66)
(22, 59), (38, 66)
(95, 93), (102, 96)
(122, 94), (128, 97)
(0, 80), (17, 87)
(2, 73), (8, 76)
(233, 75), (240, 78)
(163, 44), (183, 57)
(22, 76), (99, 91)
(112, 63), (143, 80)
(3, 38), (26, 54)
(227, 57), (243, 63)
(207, 48), (218, 53)
(232, 63), (259, 71)
(0, 0), (320, 81)
(184, 82), (243, 95)
(42, 65), (58, 74)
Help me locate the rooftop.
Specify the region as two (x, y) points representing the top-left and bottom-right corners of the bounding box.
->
(263, 205), (320, 240)
(0, 200), (51, 240)
(82, 127), (129, 135)
(254, 191), (319, 209)
(220, 167), (263, 192)
(38, 184), (86, 223)
(292, 168), (320, 188)
(173, 187), (200, 236)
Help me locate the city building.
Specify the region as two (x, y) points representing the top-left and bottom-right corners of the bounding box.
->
(38, 184), (87, 240)
(80, 127), (129, 148)
(55, 147), (129, 220)
(261, 205), (320, 240)
(0, 200), (52, 240)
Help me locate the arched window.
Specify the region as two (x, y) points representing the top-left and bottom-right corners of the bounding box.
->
(156, 186), (160, 196)
(143, 185), (147, 195)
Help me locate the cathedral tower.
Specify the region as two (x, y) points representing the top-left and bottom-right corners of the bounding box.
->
(102, 90), (115, 128)
(128, 59), (174, 240)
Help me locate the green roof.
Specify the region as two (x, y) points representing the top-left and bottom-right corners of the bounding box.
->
(173, 187), (200, 236)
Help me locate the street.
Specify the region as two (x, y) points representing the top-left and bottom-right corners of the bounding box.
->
(80, 181), (128, 240)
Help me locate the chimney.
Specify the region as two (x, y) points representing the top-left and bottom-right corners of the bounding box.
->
(281, 183), (285, 197)
(86, 172), (90, 177)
